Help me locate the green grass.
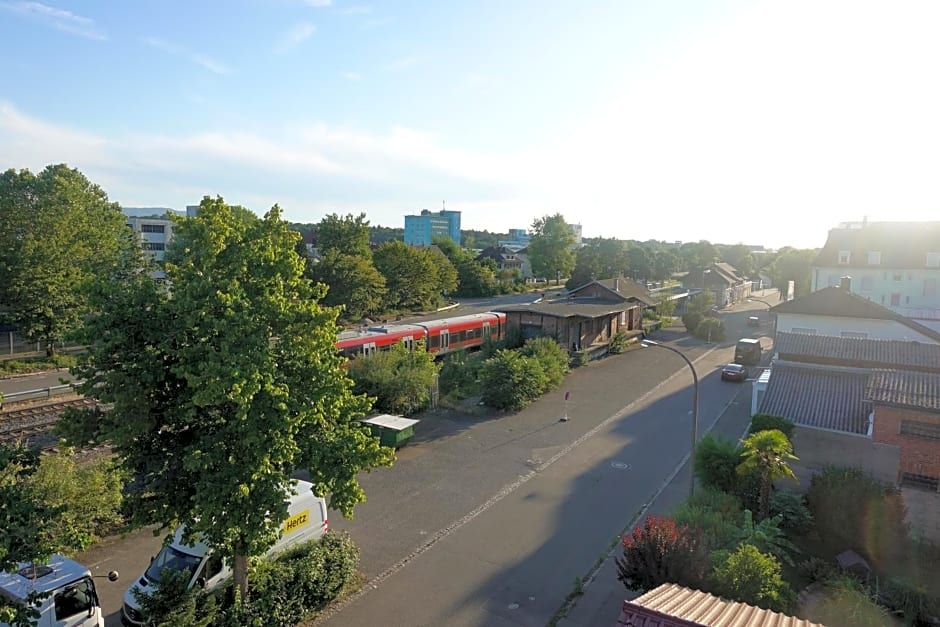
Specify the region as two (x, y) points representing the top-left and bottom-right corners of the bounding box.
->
(0, 354), (77, 376)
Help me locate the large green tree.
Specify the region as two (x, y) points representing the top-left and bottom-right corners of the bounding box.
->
(769, 247), (816, 298)
(0, 165), (140, 355)
(60, 197), (394, 600)
(528, 213), (576, 283)
(432, 237), (497, 297)
(307, 251), (387, 322)
(373, 241), (444, 311)
(316, 212), (372, 257)
(567, 238), (628, 288)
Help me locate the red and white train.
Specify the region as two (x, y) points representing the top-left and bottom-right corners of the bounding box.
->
(336, 312), (507, 360)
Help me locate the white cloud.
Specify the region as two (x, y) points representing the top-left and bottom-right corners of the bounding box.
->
(341, 71), (361, 81)
(0, 1), (106, 40)
(273, 22), (316, 54)
(143, 37), (231, 75)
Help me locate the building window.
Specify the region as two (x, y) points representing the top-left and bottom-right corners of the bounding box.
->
(900, 472), (939, 492)
(840, 331), (868, 339)
(893, 273), (903, 282)
(143, 242), (166, 251)
(791, 327), (817, 334)
(899, 419), (940, 441)
(927, 252), (940, 268)
(860, 276), (873, 291)
(890, 293), (901, 306)
(838, 250), (851, 264)
(141, 224), (166, 233)
(867, 251), (881, 265)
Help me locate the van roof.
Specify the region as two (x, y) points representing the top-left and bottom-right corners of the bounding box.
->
(0, 555), (90, 599)
(737, 338), (761, 345)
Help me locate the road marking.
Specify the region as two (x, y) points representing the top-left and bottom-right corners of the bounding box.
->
(312, 344), (720, 624)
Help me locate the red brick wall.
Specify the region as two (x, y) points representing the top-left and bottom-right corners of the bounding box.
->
(871, 406), (940, 480)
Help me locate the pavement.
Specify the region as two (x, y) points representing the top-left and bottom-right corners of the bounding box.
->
(3, 292), (775, 627)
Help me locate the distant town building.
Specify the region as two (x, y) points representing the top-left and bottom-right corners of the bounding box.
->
(123, 208), (178, 263)
(571, 223), (583, 247)
(403, 209), (461, 246)
(498, 228), (531, 251)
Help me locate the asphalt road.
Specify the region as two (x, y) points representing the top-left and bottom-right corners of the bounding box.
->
(0, 368), (74, 396)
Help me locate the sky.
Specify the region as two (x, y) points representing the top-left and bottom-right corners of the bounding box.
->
(2, 0), (940, 249)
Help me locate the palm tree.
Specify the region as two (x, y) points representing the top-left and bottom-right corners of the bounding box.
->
(737, 429), (798, 521)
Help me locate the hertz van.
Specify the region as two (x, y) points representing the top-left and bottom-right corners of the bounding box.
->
(121, 480), (328, 626)
(0, 554), (119, 627)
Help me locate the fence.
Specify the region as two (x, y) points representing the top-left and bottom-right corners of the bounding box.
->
(0, 330), (76, 357)
(2, 385), (74, 405)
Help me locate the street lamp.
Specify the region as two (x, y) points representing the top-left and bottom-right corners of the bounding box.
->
(639, 339), (699, 499)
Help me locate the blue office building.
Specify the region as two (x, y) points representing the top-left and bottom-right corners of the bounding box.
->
(404, 209), (461, 246)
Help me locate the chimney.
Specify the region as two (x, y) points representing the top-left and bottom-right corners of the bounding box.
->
(614, 278), (620, 292)
(840, 276), (852, 291)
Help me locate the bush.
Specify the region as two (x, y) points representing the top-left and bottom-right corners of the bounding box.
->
(768, 490), (812, 533)
(734, 510), (800, 566)
(681, 312), (703, 333)
(672, 488), (742, 551)
(694, 318), (725, 341)
(28, 449), (127, 551)
(519, 337), (569, 389)
(807, 466), (909, 568)
(710, 544), (793, 613)
(616, 515), (707, 593)
(608, 331), (631, 354)
(347, 341), (439, 415)
(479, 349), (548, 411)
(749, 414), (796, 440)
(438, 351), (485, 399)
(878, 576), (940, 625)
(811, 575), (892, 627)
(798, 556), (838, 583)
(282, 532), (360, 610)
(133, 567), (218, 627)
(693, 434), (741, 494)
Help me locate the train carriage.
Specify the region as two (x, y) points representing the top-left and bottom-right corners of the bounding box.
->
(335, 312), (507, 359)
(336, 323), (427, 360)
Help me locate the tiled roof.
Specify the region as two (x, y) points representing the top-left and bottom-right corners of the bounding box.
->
(813, 221), (940, 268)
(493, 298), (638, 319)
(770, 287), (940, 342)
(866, 370), (940, 412)
(617, 583), (824, 627)
(714, 262), (747, 282)
(759, 362), (871, 434)
(775, 332), (940, 372)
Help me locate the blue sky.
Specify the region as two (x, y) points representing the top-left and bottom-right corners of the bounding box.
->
(2, 0), (940, 248)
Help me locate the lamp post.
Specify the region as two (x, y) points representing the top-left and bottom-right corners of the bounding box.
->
(640, 339), (699, 498)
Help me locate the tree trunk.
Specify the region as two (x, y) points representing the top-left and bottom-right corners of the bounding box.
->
(233, 552), (249, 601)
(45, 340), (55, 357)
(758, 477), (771, 522)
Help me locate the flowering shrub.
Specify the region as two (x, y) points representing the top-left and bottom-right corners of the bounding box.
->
(615, 515), (707, 593)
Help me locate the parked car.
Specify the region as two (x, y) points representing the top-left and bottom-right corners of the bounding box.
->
(721, 363), (748, 382)
(747, 316), (760, 327)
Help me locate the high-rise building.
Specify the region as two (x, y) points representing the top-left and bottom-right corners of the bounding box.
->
(404, 209), (461, 246)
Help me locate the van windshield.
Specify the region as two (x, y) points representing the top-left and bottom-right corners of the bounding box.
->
(144, 546), (202, 584)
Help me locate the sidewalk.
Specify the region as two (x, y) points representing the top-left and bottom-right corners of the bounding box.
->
(558, 372), (754, 627)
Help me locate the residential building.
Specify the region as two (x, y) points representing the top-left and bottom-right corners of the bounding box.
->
(687, 262), (752, 307)
(475, 246), (523, 278)
(617, 583), (824, 627)
(403, 209), (461, 246)
(770, 277), (940, 343)
(497, 228), (530, 251)
(811, 220), (940, 324)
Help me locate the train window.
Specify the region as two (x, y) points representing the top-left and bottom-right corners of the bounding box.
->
(364, 343), (376, 357)
(441, 330), (450, 348)
(483, 323), (491, 338)
(429, 335), (440, 349)
(402, 336), (414, 351)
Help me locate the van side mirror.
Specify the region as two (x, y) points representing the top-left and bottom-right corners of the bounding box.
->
(107, 571), (119, 582)
(149, 556), (154, 564)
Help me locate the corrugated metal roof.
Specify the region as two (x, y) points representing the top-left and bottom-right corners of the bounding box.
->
(617, 583), (826, 627)
(758, 362), (871, 434)
(493, 298), (638, 319)
(775, 332), (940, 372)
(866, 369), (940, 412)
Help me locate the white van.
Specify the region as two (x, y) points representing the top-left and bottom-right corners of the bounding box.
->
(0, 554), (118, 627)
(121, 480), (328, 626)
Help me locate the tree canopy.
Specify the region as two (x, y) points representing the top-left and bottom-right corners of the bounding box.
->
(61, 197), (394, 599)
(528, 213), (576, 282)
(0, 165), (140, 354)
(307, 250), (387, 322)
(316, 212), (372, 258)
(373, 241), (448, 311)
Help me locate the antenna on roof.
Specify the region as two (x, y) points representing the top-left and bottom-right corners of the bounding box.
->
(442, 200), (446, 211)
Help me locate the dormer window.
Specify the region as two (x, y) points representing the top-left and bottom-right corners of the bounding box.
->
(867, 251), (881, 266)
(838, 250), (851, 264)
(927, 252), (940, 268)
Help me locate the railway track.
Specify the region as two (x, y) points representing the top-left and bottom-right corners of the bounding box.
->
(0, 398), (98, 447)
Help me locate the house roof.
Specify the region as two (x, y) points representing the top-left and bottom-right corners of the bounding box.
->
(775, 332), (940, 372)
(617, 583), (824, 627)
(493, 297), (639, 319)
(770, 287), (940, 342)
(759, 362), (871, 434)
(475, 245), (523, 264)
(866, 369), (940, 412)
(713, 262), (747, 282)
(814, 221), (940, 268)
(571, 277), (657, 306)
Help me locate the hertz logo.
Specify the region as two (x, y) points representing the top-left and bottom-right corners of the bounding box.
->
(284, 510), (310, 534)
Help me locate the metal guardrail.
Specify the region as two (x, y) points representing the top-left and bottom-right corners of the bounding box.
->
(3, 384), (74, 404)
